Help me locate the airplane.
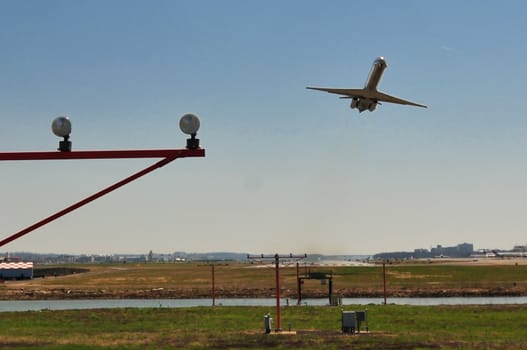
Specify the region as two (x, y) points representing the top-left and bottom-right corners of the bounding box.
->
(492, 249), (527, 258)
(307, 56), (427, 112)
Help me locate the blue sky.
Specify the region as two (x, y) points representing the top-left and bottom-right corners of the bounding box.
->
(1, 0), (527, 255)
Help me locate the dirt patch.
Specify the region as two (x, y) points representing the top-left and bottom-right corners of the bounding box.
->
(1, 284), (525, 300)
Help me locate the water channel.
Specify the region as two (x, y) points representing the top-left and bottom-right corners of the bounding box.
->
(1, 297), (527, 312)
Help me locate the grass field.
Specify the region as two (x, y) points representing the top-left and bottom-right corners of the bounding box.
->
(1, 304), (527, 349)
(3, 260), (527, 299)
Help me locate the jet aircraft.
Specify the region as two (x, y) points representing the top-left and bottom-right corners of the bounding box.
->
(307, 57), (427, 112)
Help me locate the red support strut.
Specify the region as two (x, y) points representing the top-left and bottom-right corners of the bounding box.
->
(0, 148), (205, 247)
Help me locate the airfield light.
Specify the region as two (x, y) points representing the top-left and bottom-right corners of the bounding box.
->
(51, 116), (72, 152)
(179, 113), (200, 149)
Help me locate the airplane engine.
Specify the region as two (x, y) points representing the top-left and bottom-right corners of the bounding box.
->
(350, 98), (359, 109)
(368, 102), (377, 111)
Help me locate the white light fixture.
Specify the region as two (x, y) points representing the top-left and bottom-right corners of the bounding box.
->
(179, 113), (200, 135)
(51, 116), (72, 152)
(179, 113), (200, 149)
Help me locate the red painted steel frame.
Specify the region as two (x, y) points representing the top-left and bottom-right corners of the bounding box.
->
(0, 149), (204, 161)
(0, 148), (205, 247)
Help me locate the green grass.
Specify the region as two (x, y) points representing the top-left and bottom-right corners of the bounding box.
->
(1, 305), (527, 349)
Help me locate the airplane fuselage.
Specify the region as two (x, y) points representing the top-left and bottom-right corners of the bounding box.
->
(353, 57), (387, 111)
(364, 57), (387, 91)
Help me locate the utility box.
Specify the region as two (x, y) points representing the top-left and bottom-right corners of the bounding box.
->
(356, 310), (368, 333)
(342, 310), (368, 334)
(264, 314), (272, 334)
(341, 311), (356, 333)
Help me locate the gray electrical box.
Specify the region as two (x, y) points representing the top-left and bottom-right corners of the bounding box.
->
(356, 310), (368, 332)
(342, 310), (368, 333)
(341, 311), (356, 333)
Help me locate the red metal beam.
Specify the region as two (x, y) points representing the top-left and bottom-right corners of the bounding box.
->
(0, 148), (204, 161)
(211, 264), (216, 307)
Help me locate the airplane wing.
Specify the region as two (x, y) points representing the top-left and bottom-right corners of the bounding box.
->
(371, 91), (427, 108)
(306, 87), (427, 108)
(306, 87), (366, 98)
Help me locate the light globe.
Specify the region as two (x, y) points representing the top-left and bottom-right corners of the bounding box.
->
(179, 113), (200, 135)
(51, 116), (72, 138)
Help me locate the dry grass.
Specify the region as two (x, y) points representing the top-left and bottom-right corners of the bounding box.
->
(2, 260), (527, 299)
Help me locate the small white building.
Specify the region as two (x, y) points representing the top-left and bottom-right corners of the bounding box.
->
(0, 262), (33, 280)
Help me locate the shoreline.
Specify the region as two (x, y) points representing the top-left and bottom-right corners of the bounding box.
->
(1, 287), (526, 300)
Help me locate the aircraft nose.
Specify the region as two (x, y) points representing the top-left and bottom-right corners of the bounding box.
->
(375, 56), (387, 67)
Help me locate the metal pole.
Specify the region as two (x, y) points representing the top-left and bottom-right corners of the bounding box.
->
(383, 261), (387, 305)
(275, 253), (281, 331)
(296, 262), (301, 305)
(246, 253), (306, 332)
(328, 276), (333, 305)
(211, 264), (216, 307)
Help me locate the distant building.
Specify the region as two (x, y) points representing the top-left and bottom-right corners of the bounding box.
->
(0, 262), (33, 280)
(374, 243), (474, 260)
(512, 245), (527, 252)
(430, 243), (473, 257)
